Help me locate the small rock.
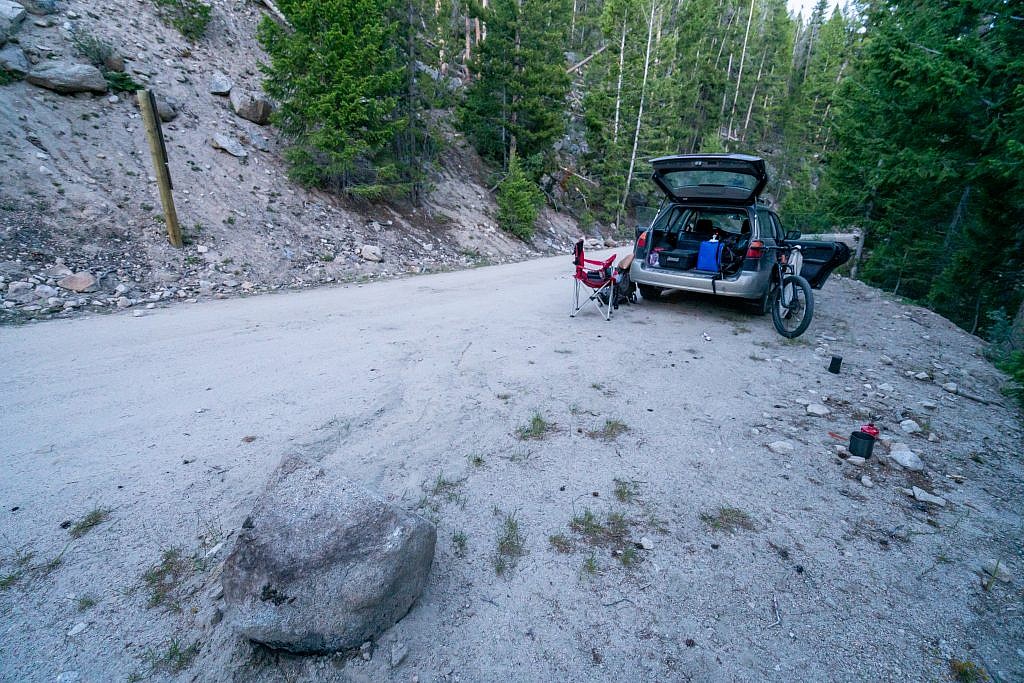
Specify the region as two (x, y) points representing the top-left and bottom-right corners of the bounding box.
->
(887, 444), (924, 471)
(208, 583), (225, 601)
(114, 283), (131, 296)
(23, 0), (57, 15)
(942, 382), (958, 394)
(878, 383), (895, 393)
(209, 133), (248, 158)
(116, 296), (131, 308)
(198, 604), (224, 629)
(360, 641), (373, 661)
(229, 89), (274, 125)
(899, 419), (921, 434)
(977, 559), (1013, 584)
(196, 245), (209, 253)
(846, 456), (866, 467)
(34, 284), (57, 299)
(222, 279), (239, 288)
(132, 310), (144, 317)
(860, 475), (874, 488)
(0, 0), (26, 35)
(914, 371), (930, 380)
(927, 432), (939, 443)
(26, 62), (108, 94)
(55, 673), (79, 683)
(361, 244), (383, 262)
(107, 95), (118, 104)
(57, 272), (96, 293)
(390, 642), (409, 668)
(67, 622), (87, 637)
(834, 445), (851, 458)
(638, 536), (654, 550)
(103, 53), (124, 73)
(209, 71), (233, 95)
(921, 400), (937, 410)
(0, 44), (29, 76)
(249, 131), (270, 152)
(911, 486), (946, 507)
(155, 95), (179, 122)
(767, 440), (794, 455)
(879, 355), (893, 365)
(806, 403), (830, 417)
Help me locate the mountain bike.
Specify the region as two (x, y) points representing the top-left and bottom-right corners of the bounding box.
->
(767, 239), (814, 338)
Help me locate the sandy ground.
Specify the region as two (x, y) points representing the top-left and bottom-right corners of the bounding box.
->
(1, 251), (1022, 682)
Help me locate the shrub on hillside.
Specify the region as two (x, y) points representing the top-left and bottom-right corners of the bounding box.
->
(153, 0), (212, 41)
(497, 151), (543, 241)
(997, 351), (1024, 410)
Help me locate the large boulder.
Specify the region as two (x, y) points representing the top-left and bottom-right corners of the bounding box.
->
(27, 62), (107, 94)
(229, 88), (273, 125)
(221, 455), (436, 653)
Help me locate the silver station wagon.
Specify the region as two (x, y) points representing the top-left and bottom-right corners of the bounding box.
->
(630, 154), (849, 312)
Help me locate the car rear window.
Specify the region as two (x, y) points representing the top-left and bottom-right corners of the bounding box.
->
(659, 170), (759, 197)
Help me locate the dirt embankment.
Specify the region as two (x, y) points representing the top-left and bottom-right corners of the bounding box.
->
(0, 0), (586, 324)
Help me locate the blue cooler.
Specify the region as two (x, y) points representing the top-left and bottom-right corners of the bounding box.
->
(697, 240), (723, 272)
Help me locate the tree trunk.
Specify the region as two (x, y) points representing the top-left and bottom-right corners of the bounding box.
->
(728, 0), (755, 138)
(943, 185), (971, 249)
(742, 47), (768, 138)
(613, 12), (627, 145)
(720, 52), (733, 123)
(1012, 298), (1024, 350)
(407, 0), (421, 205)
(571, 0), (577, 46)
(620, 0), (657, 224)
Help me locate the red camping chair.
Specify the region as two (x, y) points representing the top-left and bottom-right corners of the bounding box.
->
(571, 239), (617, 321)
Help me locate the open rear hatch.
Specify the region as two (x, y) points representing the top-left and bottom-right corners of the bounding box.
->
(651, 154), (767, 205)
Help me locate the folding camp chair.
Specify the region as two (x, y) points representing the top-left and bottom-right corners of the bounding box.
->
(570, 239), (617, 321)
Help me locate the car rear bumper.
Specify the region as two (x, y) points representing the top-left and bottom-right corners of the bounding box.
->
(630, 261), (770, 299)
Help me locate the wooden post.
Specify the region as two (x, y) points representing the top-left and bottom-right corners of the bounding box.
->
(137, 89), (182, 248)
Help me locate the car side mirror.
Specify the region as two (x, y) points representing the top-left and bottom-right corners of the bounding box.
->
(786, 230), (801, 241)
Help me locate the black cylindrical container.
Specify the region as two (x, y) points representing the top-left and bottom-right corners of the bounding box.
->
(828, 355), (843, 374)
(849, 431), (875, 458)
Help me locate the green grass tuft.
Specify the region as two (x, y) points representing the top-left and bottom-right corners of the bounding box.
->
(70, 508), (112, 538)
(516, 412), (553, 440)
(699, 506), (757, 533)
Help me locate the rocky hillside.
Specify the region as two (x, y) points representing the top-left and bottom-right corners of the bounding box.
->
(0, 0), (584, 323)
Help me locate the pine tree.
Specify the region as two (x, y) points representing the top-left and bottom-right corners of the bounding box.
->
(820, 0), (1024, 335)
(260, 0), (428, 198)
(497, 149), (544, 239)
(458, 0), (573, 170)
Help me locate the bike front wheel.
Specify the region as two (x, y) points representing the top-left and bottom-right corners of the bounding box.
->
(770, 274), (814, 338)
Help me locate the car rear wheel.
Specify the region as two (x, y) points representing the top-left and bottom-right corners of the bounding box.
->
(637, 284), (663, 301)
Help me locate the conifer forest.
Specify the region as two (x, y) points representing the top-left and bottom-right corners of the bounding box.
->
(260, 0), (1024, 348)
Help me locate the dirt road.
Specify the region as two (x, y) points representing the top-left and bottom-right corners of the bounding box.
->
(2, 252), (1022, 682)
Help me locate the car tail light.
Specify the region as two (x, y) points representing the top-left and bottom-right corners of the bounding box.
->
(746, 240), (764, 259)
(637, 232), (647, 248)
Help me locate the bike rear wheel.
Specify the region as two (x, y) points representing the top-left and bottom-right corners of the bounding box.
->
(770, 274), (814, 338)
